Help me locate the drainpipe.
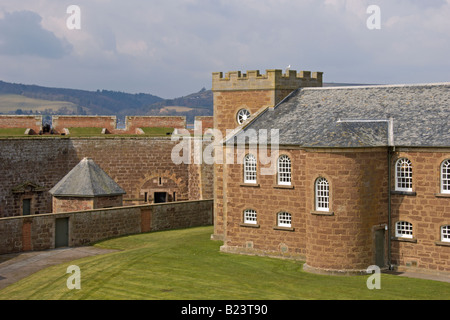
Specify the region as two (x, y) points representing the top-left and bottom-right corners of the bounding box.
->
(387, 146), (392, 269)
(387, 118), (394, 270)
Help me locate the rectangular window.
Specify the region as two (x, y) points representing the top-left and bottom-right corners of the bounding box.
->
(244, 209), (257, 225)
(441, 225), (450, 243)
(277, 212), (292, 228)
(396, 221), (413, 239)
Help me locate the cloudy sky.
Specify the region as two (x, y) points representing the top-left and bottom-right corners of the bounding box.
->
(0, 0), (449, 98)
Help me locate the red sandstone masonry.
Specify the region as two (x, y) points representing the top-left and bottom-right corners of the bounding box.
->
(0, 137), (197, 217)
(52, 115), (116, 133)
(0, 115), (42, 133)
(0, 200), (213, 254)
(125, 116), (186, 132)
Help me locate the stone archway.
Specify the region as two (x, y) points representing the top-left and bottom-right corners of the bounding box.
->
(138, 172), (185, 204)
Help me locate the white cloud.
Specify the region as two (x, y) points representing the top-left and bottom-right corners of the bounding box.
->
(0, 0), (449, 97)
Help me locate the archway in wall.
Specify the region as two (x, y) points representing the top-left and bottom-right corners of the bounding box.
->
(139, 174), (181, 204)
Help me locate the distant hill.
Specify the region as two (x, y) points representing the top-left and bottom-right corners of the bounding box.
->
(0, 80), (213, 124)
(0, 80), (372, 125)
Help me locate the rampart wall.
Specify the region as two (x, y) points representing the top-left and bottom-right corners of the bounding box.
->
(0, 137), (213, 218)
(0, 199), (213, 254)
(0, 115), (42, 133)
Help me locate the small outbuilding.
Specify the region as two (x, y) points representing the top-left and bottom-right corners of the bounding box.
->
(49, 157), (126, 213)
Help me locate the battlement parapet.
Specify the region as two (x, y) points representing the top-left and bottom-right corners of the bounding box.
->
(212, 69), (323, 91)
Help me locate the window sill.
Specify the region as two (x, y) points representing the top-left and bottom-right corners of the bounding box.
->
(240, 223), (260, 228)
(391, 236), (417, 243)
(390, 190), (417, 196)
(310, 211), (334, 216)
(240, 183), (260, 188)
(273, 226), (295, 231)
(435, 193), (450, 198)
(273, 184), (294, 189)
(435, 241), (450, 247)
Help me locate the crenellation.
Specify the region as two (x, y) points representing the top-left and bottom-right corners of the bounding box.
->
(212, 69), (323, 91)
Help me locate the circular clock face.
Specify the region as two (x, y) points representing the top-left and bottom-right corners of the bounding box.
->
(236, 109), (251, 125)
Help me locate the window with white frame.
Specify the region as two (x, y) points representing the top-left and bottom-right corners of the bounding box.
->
(395, 158), (413, 191)
(236, 109), (251, 125)
(395, 221), (413, 239)
(441, 225), (450, 243)
(277, 155), (291, 185)
(244, 154), (257, 183)
(277, 212), (292, 228)
(441, 159), (450, 194)
(243, 209), (257, 225)
(315, 177), (329, 212)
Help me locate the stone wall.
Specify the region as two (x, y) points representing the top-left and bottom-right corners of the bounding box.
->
(0, 200), (213, 254)
(52, 115), (117, 133)
(124, 116), (186, 133)
(218, 145), (450, 275)
(0, 137), (213, 218)
(390, 149), (450, 274)
(0, 115), (42, 133)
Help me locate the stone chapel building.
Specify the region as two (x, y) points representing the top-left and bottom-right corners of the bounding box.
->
(211, 69), (450, 275)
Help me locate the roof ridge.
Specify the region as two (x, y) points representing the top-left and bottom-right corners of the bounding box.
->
(302, 82), (450, 91)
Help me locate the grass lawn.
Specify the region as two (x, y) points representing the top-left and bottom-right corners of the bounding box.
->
(0, 128), (28, 136)
(67, 127), (104, 136)
(0, 226), (449, 300)
(140, 127), (174, 136)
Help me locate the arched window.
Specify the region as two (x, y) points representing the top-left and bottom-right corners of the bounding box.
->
(395, 158), (413, 191)
(441, 159), (450, 194)
(441, 225), (450, 243)
(236, 109), (251, 125)
(243, 209), (257, 225)
(277, 155), (291, 185)
(243, 154), (257, 183)
(277, 212), (292, 228)
(395, 221), (413, 239)
(315, 177), (329, 212)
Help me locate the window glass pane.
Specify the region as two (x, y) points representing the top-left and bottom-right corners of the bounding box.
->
(277, 212), (292, 227)
(396, 221), (413, 238)
(244, 209), (257, 224)
(396, 158), (412, 191)
(441, 160), (450, 194)
(244, 154), (257, 183)
(441, 225), (450, 242)
(315, 177), (329, 211)
(278, 155), (291, 185)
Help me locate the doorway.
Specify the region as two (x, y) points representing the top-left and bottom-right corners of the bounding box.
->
(55, 218), (69, 248)
(154, 192), (167, 203)
(22, 199), (31, 216)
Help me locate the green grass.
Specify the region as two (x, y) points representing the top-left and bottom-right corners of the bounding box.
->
(0, 226), (449, 300)
(67, 127), (104, 136)
(140, 127), (174, 136)
(0, 128), (28, 136)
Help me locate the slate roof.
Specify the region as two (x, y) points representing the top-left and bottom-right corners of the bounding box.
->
(49, 158), (126, 197)
(230, 83), (450, 148)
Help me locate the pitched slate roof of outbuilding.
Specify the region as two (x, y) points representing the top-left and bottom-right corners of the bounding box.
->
(49, 158), (126, 197)
(230, 83), (450, 148)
